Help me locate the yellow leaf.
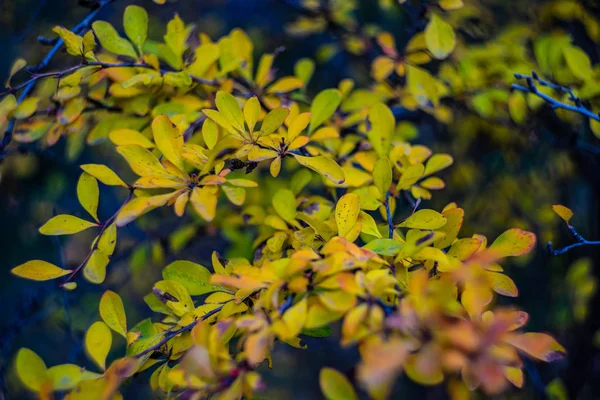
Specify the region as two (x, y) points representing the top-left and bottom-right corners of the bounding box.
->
(243, 97), (260, 133)
(279, 297), (308, 339)
(202, 118), (219, 149)
(85, 321), (112, 371)
(81, 164), (128, 187)
(187, 43), (220, 77)
(15, 348), (47, 392)
(77, 172), (100, 222)
(368, 103), (394, 156)
(6, 58), (27, 87)
(425, 14), (456, 59)
(109, 129), (155, 148)
(39, 214), (98, 235)
(489, 228), (536, 257)
(293, 155), (345, 184)
(398, 163), (424, 190)
(487, 272), (518, 297)
(295, 58), (315, 84)
(398, 209), (447, 230)
(116, 192), (173, 227)
(215, 91), (245, 132)
(504, 333), (566, 362)
(123, 5), (148, 55)
(552, 204), (573, 224)
(222, 185), (246, 205)
(267, 77), (304, 93)
(12, 260), (72, 281)
(508, 91), (527, 125)
(92, 21), (137, 59)
(152, 115), (184, 171)
(53, 26), (83, 56)
(309, 89), (342, 133)
(190, 186), (218, 221)
(273, 188), (297, 223)
(424, 154), (453, 175)
(358, 211), (383, 238)
(336, 193), (361, 238)
(116, 145), (168, 177)
(319, 367), (358, 400)
(100, 290), (127, 338)
(288, 112), (311, 141)
(13, 97), (39, 119)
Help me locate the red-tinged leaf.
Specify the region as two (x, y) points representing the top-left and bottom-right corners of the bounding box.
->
(489, 229), (536, 257)
(504, 332), (566, 362)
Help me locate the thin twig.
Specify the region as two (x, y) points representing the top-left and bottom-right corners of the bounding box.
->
(548, 224), (600, 256)
(385, 191), (394, 239)
(135, 305), (224, 358)
(513, 72), (600, 122)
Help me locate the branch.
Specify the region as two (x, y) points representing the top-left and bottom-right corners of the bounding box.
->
(512, 72), (600, 122)
(385, 191), (394, 239)
(548, 224), (600, 256)
(135, 305), (224, 358)
(0, 0), (116, 152)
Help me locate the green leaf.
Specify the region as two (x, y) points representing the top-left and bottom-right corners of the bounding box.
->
(123, 5), (148, 56)
(215, 91), (245, 132)
(12, 260), (72, 281)
(39, 214), (98, 235)
(309, 89), (342, 133)
(85, 321), (112, 371)
(260, 107), (290, 136)
(398, 209), (447, 230)
(77, 172), (100, 223)
(82, 165), (127, 187)
(92, 21), (137, 59)
(363, 238), (403, 256)
(15, 348), (47, 392)
(47, 364), (99, 391)
(425, 14), (456, 59)
(319, 367), (358, 400)
(162, 260), (225, 296)
(99, 290), (127, 338)
(273, 189), (297, 223)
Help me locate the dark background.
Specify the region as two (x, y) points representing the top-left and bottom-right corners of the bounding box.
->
(1, 0), (600, 398)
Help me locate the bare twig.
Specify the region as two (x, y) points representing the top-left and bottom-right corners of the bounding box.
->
(513, 72), (600, 122)
(548, 224), (600, 256)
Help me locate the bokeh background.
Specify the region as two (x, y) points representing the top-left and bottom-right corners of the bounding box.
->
(1, 0), (600, 398)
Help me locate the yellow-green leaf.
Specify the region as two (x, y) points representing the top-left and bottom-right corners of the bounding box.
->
(398, 209), (447, 230)
(552, 204), (573, 224)
(100, 290), (127, 338)
(53, 26), (83, 56)
(424, 154), (453, 175)
(425, 14), (456, 59)
(77, 172), (100, 223)
(563, 46), (593, 81)
(243, 97), (260, 133)
(109, 129), (155, 148)
(47, 364), (100, 391)
(489, 228), (536, 257)
(81, 164), (128, 187)
(363, 238), (403, 256)
(12, 260), (72, 281)
(190, 186), (218, 221)
(319, 367), (358, 400)
(273, 188), (297, 223)
(85, 321), (112, 371)
(152, 115), (184, 171)
(39, 215), (98, 235)
(368, 103), (394, 156)
(116, 145), (168, 177)
(373, 157), (392, 198)
(115, 192), (173, 227)
(260, 108), (290, 136)
(15, 348), (47, 392)
(162, 260), (224, 295)
(123, 5), (148, 55)
(309, 89), (342, 133)
(92, 21), (137, 59)
(83, 224), (117, 284)
(215, 91), (244, 132)
(336, 193), (360, 237)
(293, 155), (345, 184)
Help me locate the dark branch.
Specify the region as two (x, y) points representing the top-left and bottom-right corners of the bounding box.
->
(548, 224), (600, 256)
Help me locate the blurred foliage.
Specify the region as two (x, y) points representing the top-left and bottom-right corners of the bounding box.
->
(0, 0), (600, 399)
